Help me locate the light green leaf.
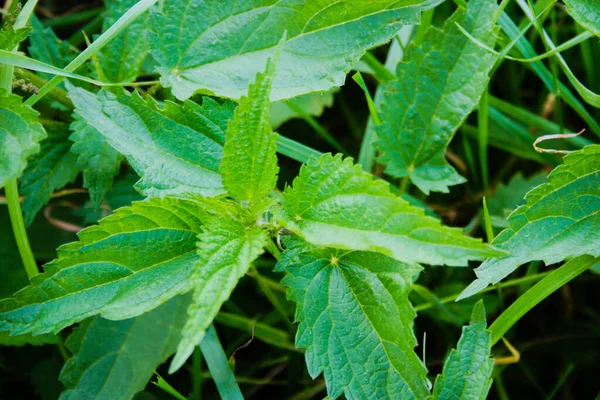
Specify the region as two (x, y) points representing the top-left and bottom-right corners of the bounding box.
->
(97, 0), (151, 83)
(0, 197), (205, 336)
(59, 294), (190, 400)
(70, 114), (122, 207)
(487, 172), (546, 228)
(431, 301), (494, 400)
(20, 126), (80, 226)
(0, 91), (47, 189)
(563, 0), (600, 36)
(276, 238), (429, 400)
(170, 215), (267, 373)
(375, 0), (499, 194)
(28, 16), (78, 81)
(0, 26), (31, 51)
(277, 154), (503, 267)
(149, 0), (443, 101)
(460, 145), (600, 300)
(68, 84), (234, 198)
(270, 91), (335, 129)
(221, 54), (278, 213)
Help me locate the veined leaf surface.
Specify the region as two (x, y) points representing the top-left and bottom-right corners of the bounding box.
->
(460, 145), (600, 299)
(276, 239), (429, 400)
(149, 0), (443, 101)
(277, 154), (502, 267)
(375, 0), (499, 194)
(68, 85), (234, 198)
(563, 0), (600, 36)
(0, 197), (205, 336)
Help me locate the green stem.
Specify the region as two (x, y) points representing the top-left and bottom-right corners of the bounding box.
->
(286, 101), (346, 153)
(14, 68), (73, 108)
(488, 255), (597, 345)
(361, 51), (394, 84)
(45, 7), (102, 29)
(478, 89), (489, 194)
(5, 180), (38, 279)
(191, 347), (203, 400)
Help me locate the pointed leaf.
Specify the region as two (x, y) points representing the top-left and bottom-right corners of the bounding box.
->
(276, 238), (429, 400)
(277, 154), (502, 267)
(68, 85), (234, 198)
(0, 91), (46, 189)
(70, 114), (122, 207)
(221, 55), (278, 213)
(170, 215), (267, 372)
(375, 0), (499, 194)
(431, 301), (494, 400)
(0, 197), (205, 336)
(563, 0), (600, 37)
(149, 0), (443, 101)
(59, 294), (190, 400)
(460, 145), (600, 299)
(20, 126), (80, 226)
(0, 26), (31, 51)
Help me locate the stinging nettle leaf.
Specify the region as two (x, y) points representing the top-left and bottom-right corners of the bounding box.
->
(460, 145), (600, 300)
(0, 26), (31, 51)
(28, 16), (78, 80)
(0, 91), (47, 189)
(68, 84), (234, 198)
(563, 0), (600, 37)
(276, 238), (430, 400)
(277, 153), (503, 267)
(0, 197), (205, 336)
(59, 294), (190, 400)
(170, 214), (267, 372)
(375, 0), (499, 194)
(149, 0), (444, 101)
(221, 52), (279, 213)
(431, 301), (494, 400)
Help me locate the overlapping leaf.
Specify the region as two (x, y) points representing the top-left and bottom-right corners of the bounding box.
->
(460, 145), (600, 299)
(563, 0), (600, 36)
(28, 16), (77, 80)
(277, 154), (502, 267)
(0, 91), (46, 189)
(375, 0), (499, 194)
(270, 91), (335, 129)
(68, 84), (234, 198)
(170, 213), (266, 372)
(0, 26), (30, 51)
(60, 294), (190, 400)
(149, 0), (443, 101)
(277, 238), (429, 400)
(0, 197), (205, 336)
(487, 173), (546, 228)
(431, 301), (494, 400)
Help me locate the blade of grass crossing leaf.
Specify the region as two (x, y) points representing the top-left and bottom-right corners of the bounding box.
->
(153, 374), (187, 400)
(352, 72), (381, 125)
(488, 255), (598, 345)
(482, 197), (494, 243)
(479, 89), (490, 193)
(285, 100), (346, 153)
(200, 325), (244, 400)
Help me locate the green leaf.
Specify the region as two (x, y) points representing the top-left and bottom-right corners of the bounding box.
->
(68, 84), (234, 198)
(97, 0), (151, 83)
(431, 301), (494, 400)
(0, 26), (31, 51)
(563, 0), (600, 37)
(0, 197), (205, 336)
(70, 114), (122, 207)
(375, 0), (499, 194)
(59, 294), (190, 400)
(20, 126), (80, 226)
(270, 91), (335, 129)
(149, 0), (443, 101)
(0, 330), (59, 347)
(170, 214), (267, 372)
(28, 16), (78, 81)
(221, 55), (279, 213)
(460, 145), (600, 300)
(0, 91), (47, 189)
(276, 238), (429, 400)
(277, 154), (502, 267)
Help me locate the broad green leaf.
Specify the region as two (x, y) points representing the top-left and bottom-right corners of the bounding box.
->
(277, 154), (502, 267)
(28, 16), (78, 81)
(0, 197), (205, 336)
(563, 0), (600, 37)
(70, 114), (122, 207)
(97, 0), (151, 83)
(270, 91), (335, 129)
(149, 0), (443, 101)
(487, 172), (546, 228)
(375, 0), (499, 194)
(0, 91), (46, 189)
(20, 126), (80, 226)
(59, 294), (190, 400)
(276, 238), (429, 400)
(460, 145), (600, 300)
(221, 55), (278, 213)
(170, 215), (267, 372)
(431, 301), (494, 400)
(0, 26), (31, 51)
(68, 84), (234, 198)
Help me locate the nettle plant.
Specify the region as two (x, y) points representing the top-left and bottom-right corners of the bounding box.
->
(0, 0), (599, 399)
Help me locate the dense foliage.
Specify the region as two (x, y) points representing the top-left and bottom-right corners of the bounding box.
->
(0, 0), (599, 399)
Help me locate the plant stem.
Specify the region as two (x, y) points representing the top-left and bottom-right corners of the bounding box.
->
(191, 347), (203, 400)
(361, 51), (394, 84)
(478, 88), (490, 194)
(286, 101), (346, 153)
